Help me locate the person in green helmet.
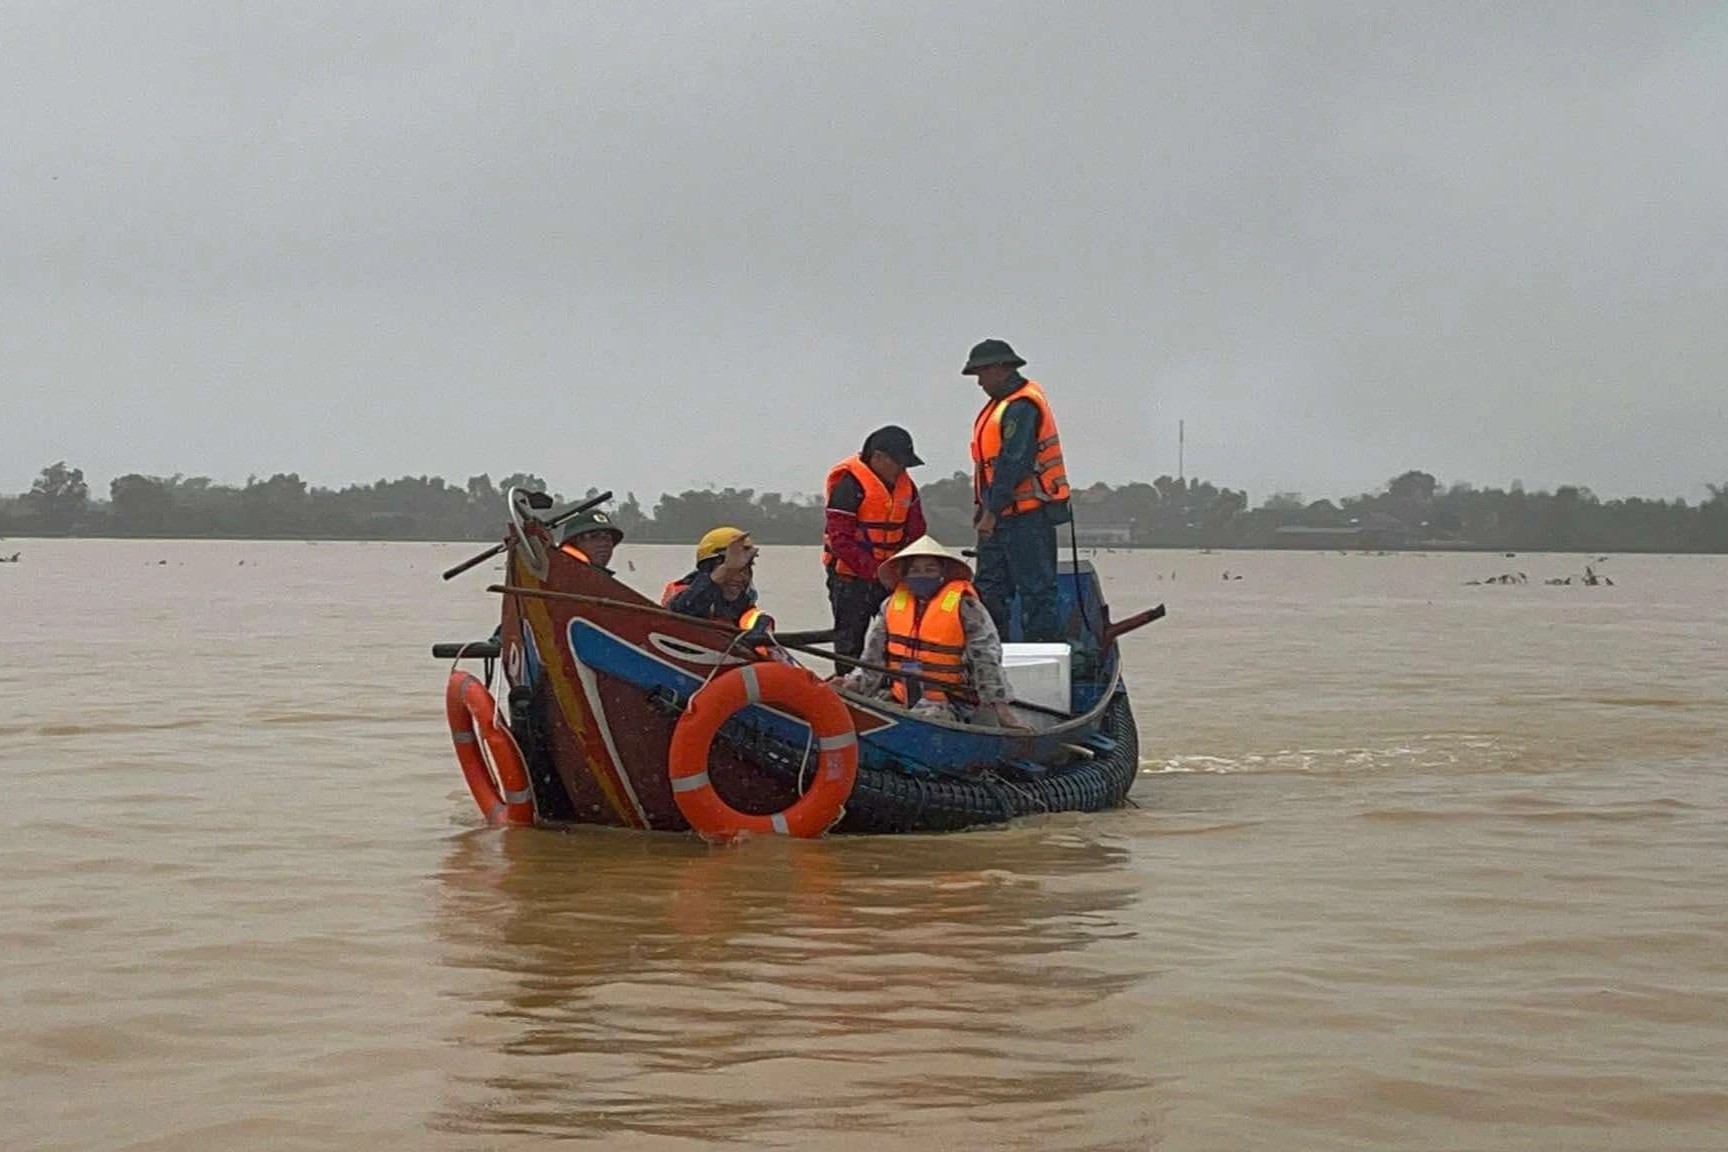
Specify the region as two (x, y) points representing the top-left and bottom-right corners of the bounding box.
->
(963, 338), (1072, 643)
(555, 509), (624, 574)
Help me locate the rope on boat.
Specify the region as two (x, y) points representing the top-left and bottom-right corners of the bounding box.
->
(910, 775), (931, 827)
(796, 725), (815, 796)
(980, 773), (1017, 822)
(989, 771), (1050, 816)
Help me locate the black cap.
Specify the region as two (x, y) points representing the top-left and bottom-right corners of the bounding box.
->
(862, 425), (924, 468)
(557, 509), (624, 546)
(961, 338), (1026, 375)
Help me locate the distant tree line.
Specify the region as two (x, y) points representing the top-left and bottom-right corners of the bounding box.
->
(3, 461), (1727, 553)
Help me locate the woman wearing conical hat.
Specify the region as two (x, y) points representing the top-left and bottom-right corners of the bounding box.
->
(842, 537), (1025, 729)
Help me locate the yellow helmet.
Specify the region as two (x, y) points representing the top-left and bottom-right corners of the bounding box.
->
(695, 526), (748, 565)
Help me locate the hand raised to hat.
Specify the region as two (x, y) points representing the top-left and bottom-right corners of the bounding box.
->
(716, 535), (757, 576)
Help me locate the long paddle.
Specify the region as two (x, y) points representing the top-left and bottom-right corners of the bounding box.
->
(487, 584), (1165, 689)
(442, 490), (614, 581)
(487, 584), (978, 700)
(773, 628), (836, 646)
(1103, 603), (1166, 646)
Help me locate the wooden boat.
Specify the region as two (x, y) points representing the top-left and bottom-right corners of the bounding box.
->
(435, 498), (1156, 837)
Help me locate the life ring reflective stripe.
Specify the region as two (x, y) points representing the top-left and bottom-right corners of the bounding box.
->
(667, 662), (858, 840)
(444, 670), (535, 826)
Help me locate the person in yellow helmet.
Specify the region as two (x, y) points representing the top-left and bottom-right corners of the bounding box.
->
(661, 527), (771, 630)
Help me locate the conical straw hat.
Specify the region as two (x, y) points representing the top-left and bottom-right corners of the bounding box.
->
(877, 536), (973, 589)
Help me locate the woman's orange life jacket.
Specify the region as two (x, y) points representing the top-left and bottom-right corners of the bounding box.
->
(883, 578), (975, 704)
(970, 378), (1070, 516)
(821, 455), (918, 577)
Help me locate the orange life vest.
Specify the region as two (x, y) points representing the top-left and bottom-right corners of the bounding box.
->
(883, 579), (975, 704)
(970, 378), (1070, 516)
(821, 455), (918, 577)
(660, 577), (769, 631)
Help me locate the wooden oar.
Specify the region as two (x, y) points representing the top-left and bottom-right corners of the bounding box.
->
(487, 586), (1168, 692)
(442, 490), (613, 581)
(774, 628), (836, 646)
(487, 584), (977, 700)
(1102, 603), (1166, 647)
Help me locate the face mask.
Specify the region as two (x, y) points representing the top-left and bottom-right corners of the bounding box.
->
(904, 574), (944, 600)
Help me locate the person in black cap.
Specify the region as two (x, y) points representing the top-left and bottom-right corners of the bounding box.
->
(821, 425), (928, 659)
(555, 508), (625, 574)
(963, 338), (1072, 643)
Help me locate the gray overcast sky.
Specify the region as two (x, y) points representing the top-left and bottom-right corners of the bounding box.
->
(3, 2), (1724, 504)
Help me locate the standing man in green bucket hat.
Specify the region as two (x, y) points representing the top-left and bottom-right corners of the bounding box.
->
(963, 338), (1072, 643)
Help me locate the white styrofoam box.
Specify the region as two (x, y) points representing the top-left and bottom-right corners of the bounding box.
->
(1000, 642), (1072, 712)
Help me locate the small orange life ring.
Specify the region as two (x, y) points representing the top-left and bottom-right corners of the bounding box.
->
(668, 662), (858, 840)
(444, 670), (535, 826)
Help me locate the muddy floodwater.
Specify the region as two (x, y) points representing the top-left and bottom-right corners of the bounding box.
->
(3, 541), (1725, 1150)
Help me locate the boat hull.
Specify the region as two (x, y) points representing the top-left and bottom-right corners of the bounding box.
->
(479, 542), (1141, 835)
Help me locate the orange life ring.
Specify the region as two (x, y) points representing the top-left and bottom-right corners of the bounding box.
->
(668, 662), (858, 840)
(444, 670), (535, 826)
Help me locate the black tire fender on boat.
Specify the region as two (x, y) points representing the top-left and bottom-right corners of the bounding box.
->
(806, 692), (1141, 835)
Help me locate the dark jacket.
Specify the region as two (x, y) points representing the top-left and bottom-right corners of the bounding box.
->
(665, 569), (758, 625)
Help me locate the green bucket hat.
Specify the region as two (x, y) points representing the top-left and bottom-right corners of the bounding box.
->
(557, 509), (624, 546)
(961, 338), (1027, 375)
